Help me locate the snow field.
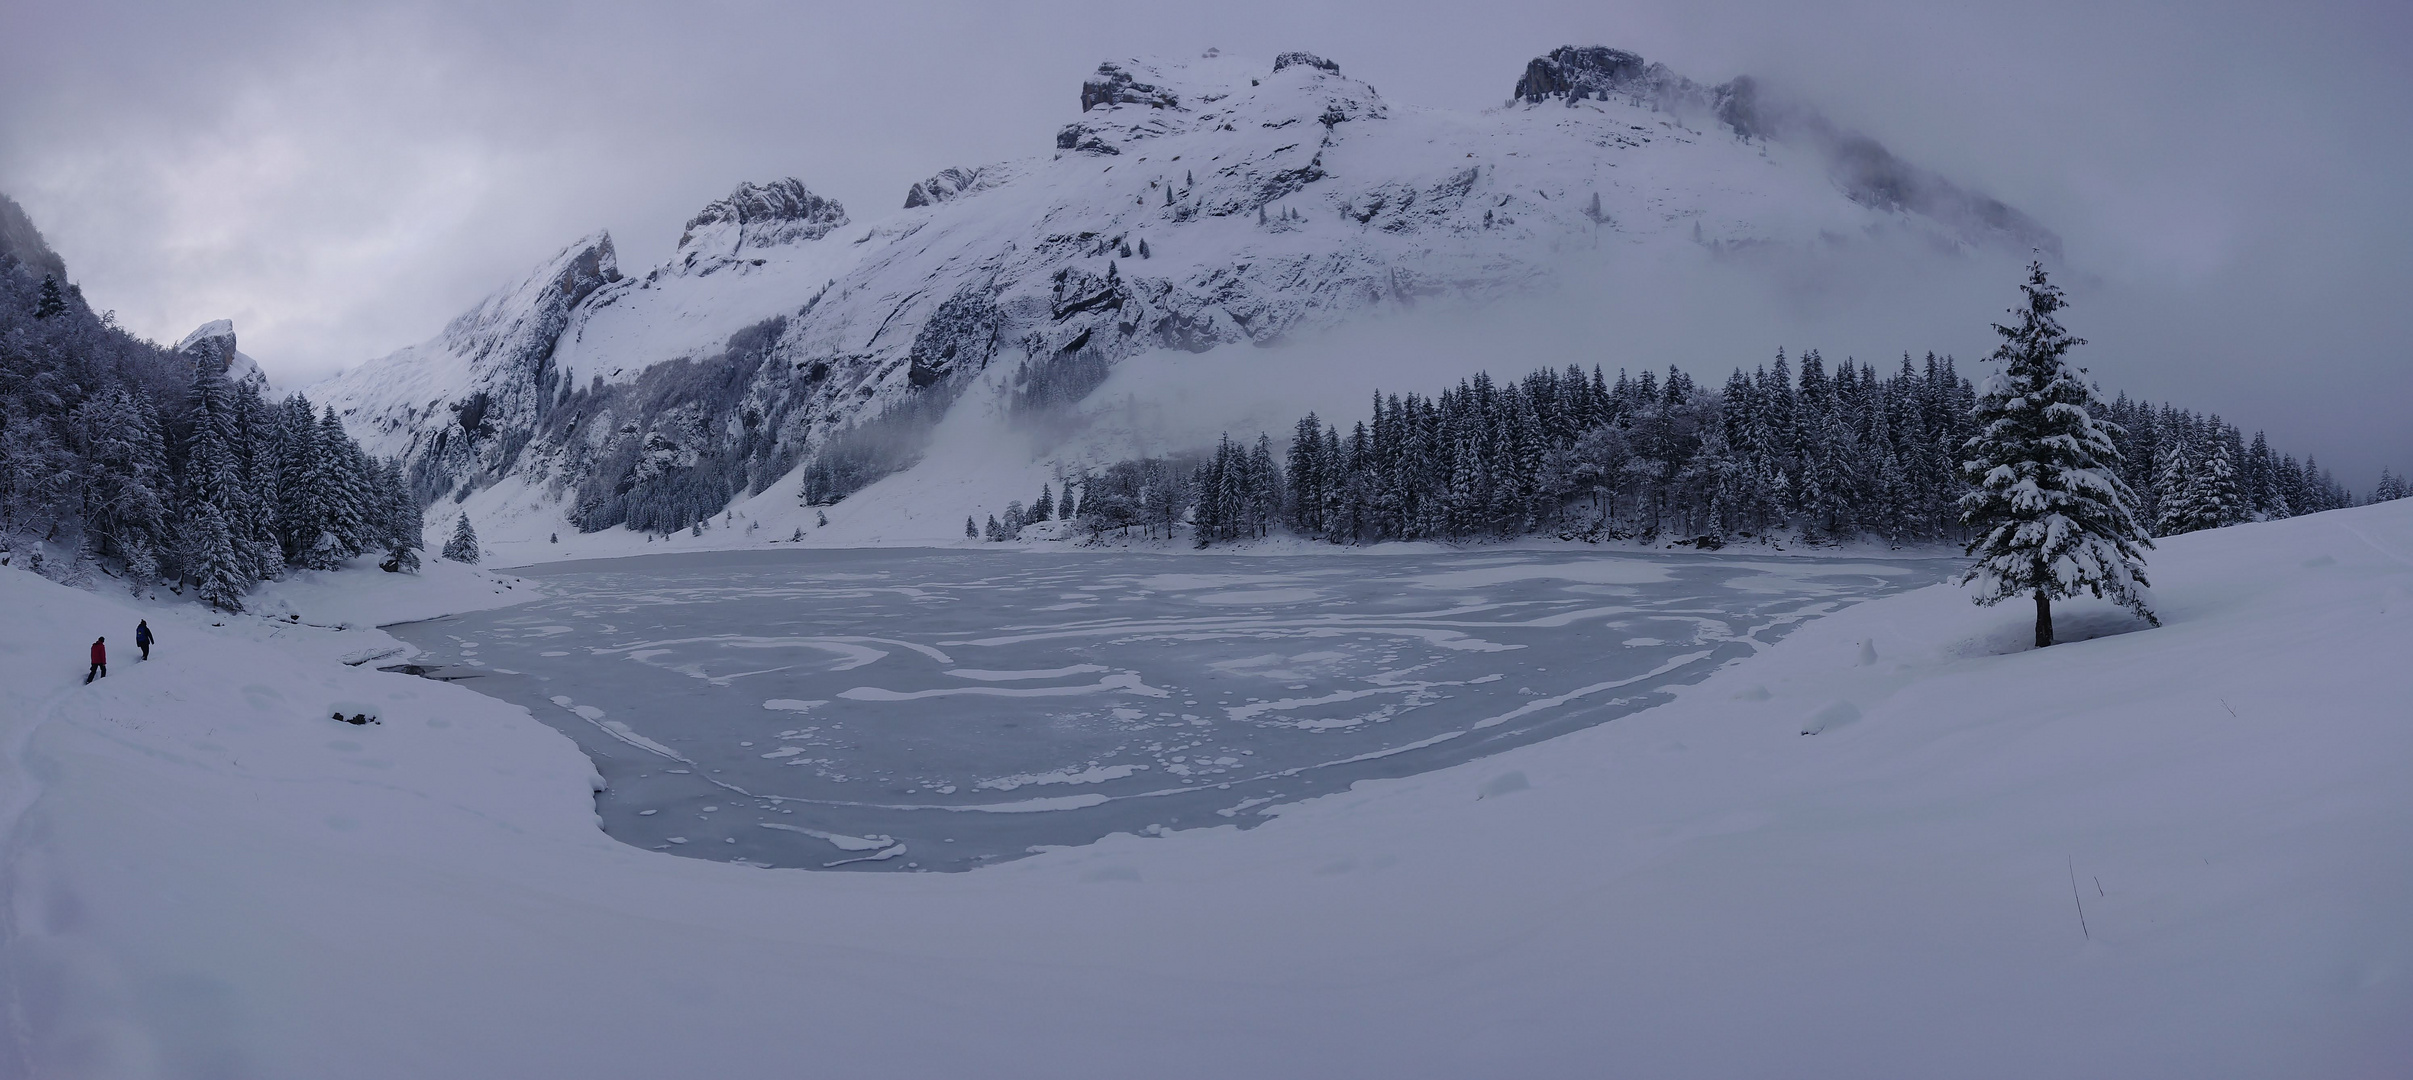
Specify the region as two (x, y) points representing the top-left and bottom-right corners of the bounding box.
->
(2, 501), (2409, 1078)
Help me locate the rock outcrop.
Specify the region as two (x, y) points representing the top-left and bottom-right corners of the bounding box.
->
(676, 179), (849, 263)
(176, 319), (271, 391)
(903, 166), (1002, 209)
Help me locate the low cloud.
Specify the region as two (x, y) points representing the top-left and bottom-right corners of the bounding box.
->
(3, 0), (2405, 484)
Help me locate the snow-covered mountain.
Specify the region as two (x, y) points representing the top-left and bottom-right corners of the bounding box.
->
(314, 45), (2057, 541)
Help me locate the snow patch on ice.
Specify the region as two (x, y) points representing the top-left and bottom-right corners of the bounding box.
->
(977, 764), (1144, 791)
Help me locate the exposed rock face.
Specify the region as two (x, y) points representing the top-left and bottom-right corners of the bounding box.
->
(1080, 62), (1180, 112)
(1513, 46), (1696, 105)
(676, 179), (849, 260)
(903, 166), (1002, 209)
(1272, 51), (1339, 74)
(176, 319), (270, 391)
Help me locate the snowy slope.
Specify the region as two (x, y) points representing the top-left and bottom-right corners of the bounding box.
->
(3, 498), (2406, 1078)
(313, 46), (2058, 555)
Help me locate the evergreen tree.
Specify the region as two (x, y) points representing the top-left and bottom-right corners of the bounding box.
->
(68, 388), (169, 584)
(442, 513), (480, 563)
(275, 394), (324, 562)
(313, 407), (372, 563)
(2194, 437), (2247, 528)
(34, 275), (66, 319)
(184, 500), (248, 611)
(966, 515), (978, 539)
(1032, 484), (1054, 522)
(2153, 438), (2198, 536)
(1957, 264), (2156, 647)
(231, 382), (284, 582)
(378, 458), (423, 572)
(176, 365), (253, 595)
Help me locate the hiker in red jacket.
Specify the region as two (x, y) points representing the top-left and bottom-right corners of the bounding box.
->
(85, 636), (107, 684)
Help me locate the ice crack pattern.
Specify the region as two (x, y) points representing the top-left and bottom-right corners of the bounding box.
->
(388, 548), (1948, 870)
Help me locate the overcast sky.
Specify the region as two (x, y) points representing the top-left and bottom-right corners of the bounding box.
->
(4, 0), (2407, 485)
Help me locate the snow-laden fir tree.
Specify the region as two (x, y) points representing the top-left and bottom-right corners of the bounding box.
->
(442, 512), (480, 564)
(34, 275), (66, 319)
(184, 500), (248, 611)
(378, 458), (423, 573)
(1957, 263), (2156, 647)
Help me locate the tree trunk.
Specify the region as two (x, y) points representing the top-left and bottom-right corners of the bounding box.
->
(2034, 590), (2054, 648)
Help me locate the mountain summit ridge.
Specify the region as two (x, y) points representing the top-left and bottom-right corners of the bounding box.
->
(313, 44), (2057, 539)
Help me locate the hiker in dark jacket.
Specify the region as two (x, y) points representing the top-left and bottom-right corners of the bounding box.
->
(86, 637), (106, 683)
(135, 620), (154, 660)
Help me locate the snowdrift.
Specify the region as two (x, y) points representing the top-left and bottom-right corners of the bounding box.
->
(4, 502), (2409, 1078)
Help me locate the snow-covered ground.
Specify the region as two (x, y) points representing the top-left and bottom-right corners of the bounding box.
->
(5, 501), (2410, 1078)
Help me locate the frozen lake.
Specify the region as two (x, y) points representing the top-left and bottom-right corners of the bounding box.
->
(387, 547), (1951, 871)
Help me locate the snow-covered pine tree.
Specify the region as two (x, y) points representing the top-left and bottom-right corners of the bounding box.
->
(378, 458), (422, 573)
(965, 515), (978, 539)
(2194, 436), (2247, 528)
(176, 365), (255, 596)
(2152, 436), (2198, 536)
(184, 500), (248, 611)
(274, 394), (324, 563)
(1957, 263), (2156, 647)
(442, 512), (480, 563)
(69, 387), (169, 586)
(34, 275), (66, 319)
(1032, 484), (1053, 522)
(231, 382), (285, 583)
(313, 407), (372, 563)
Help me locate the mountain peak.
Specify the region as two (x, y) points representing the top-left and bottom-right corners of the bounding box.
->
(1272, 51), (1339, 75)
(176, 318), (269, 390)
(1057, 52), (1385, 157)
(677, 179), (849, 259)
(1081, 61), (1182, 113)
(1513, 46), (1694, 106)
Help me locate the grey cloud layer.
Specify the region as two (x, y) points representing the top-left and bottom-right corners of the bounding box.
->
(2, 0), (2407, 484)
